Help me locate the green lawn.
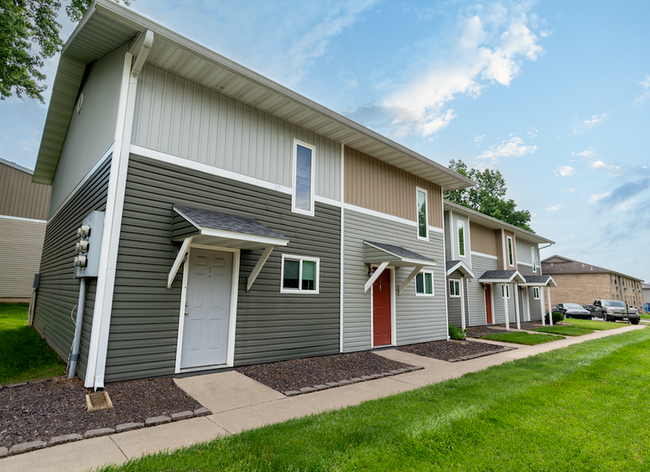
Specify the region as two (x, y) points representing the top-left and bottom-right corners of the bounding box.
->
(0, 303), (66, 384)
(99, 328), (650, 471)
(640, 313), (650, 320)
(563, 318), (630, 330)
(535, 325), (594, 336)
(481, 331), (565, 345)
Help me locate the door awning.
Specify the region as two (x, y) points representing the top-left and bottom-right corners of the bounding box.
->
(446, 260), (475, 278)
(167, 205), (289, 290)
(521, 275), (557, 287)
(478, 270), (526, 284)
(363, 240), (435, 267)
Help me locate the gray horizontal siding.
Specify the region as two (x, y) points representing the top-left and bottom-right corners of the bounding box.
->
(343, 209), (446, 352)
(467, 254), (498, 326)
(492, 283), (517, 325)
(32, 156), (111, 381)
(133, 63), (341, 201)
(106, 155), (340, 382)
(446, 278), (469, 328)
(49, 44), (127, 216)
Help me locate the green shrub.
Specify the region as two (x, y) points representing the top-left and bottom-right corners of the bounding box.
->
(545, 311), (564, 324)
(449, 323), (467, 340)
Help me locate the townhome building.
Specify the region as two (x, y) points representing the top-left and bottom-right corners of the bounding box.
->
(30, 0), (475, 390)
(443, 201), (556, 330)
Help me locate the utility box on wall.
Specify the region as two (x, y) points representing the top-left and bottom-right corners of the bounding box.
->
(74, 211), (105, 278)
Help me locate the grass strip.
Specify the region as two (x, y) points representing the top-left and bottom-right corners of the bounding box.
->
(98, 328), (650, 472)
(535, 325), (594, 336)
(562, 318), (627, 331)
(0, 303), (66, 385)
(481, 331), (564, 345)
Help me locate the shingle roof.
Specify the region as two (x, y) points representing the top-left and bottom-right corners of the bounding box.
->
(541, 255), (643, 282)
(446, 260), (475, 278)
(364, 241), (433, 262)
(174, 205), (286, 240)
(478, 270), (525, 283)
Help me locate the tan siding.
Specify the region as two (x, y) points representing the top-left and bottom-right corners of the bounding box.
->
(469, 222), (498, 256)
(0, 218), (46, 299)
(0, 163), (51, 220)
(550, 273), (611, 307)
(344, 147), (443, 228)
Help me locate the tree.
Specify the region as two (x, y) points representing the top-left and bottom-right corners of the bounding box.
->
(0, 0), (129, 103)
(446, 159), (534, 232)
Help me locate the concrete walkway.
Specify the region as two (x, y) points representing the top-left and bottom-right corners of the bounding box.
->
(2, 324), (645, 472)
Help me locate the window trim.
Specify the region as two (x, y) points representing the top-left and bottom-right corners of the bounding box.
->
(291, 139), (316, 216)
(449, 279), (461, 298)
(507, 236), (514, 266)
(416, 187), (429, 241)
(415, 270), (434, 296)
(457, 221), (465, 258)
(531, 247), (537, 272)
(280, 254), (320, 294)
(501, 284), (510, 299)
(533, 287), (540, 299)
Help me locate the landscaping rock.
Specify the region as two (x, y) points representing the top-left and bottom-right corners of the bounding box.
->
(284, 390), (301, 397)
(299, 386), (317, 393)
(171, 411), (194, 422)
(194, 407), (211, 417)
(9, 440), (47, 455)
(84, 428), (115, 439)
(313, 384), (330, 390)
(0, 446), (8, 458)
(145, 416), (172, 427)
(115, 422), (144, 433)
(49, 433), (82, 446)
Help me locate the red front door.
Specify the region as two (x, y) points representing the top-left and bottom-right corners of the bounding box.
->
(373, 269), (392, 346)
(485, 284), (493, 324)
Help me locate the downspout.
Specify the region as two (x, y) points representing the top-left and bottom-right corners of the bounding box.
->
(68, 278), (86, 378)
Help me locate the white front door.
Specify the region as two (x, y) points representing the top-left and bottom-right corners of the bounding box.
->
(181, 249), (232, 369)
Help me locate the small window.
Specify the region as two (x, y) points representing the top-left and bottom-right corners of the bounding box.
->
(507, 236), (514, 266)
(501, 284), (510, 299)
(281, 255), (319, 293)
(533, 287), (540, 299)
(292, 140), (315, 216)
(531, 247), (537, 272)
(416, 187), (428, 240)
(449, 279), (461, 297)
(458, 221), (465, 257)
(415, 271), (434, 296)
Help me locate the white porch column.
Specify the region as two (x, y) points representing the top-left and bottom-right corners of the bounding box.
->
(540, 287), (546, 326)
(460, 278), (466, 331)
(525, 287), (531, 321)
(504, 284), (510, 331)
(514, 284), (521, 330)
(547, 285), (553, 326)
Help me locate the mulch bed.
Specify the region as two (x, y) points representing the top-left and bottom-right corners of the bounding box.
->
(0, 377), (202, 450)
(398, 339), (514, 361)
(236, 351), (415, 393)
(466, 326), (508, 338)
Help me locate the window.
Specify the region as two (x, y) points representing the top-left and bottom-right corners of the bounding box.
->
(501, 284), (510, 299)
(292, 140), (315, 216)
(507, 236), (514, 266)
(416, 187), (428, 240)
(457, 221), (465, 257)
(415, 271), (434, 296)
(449, 279), (461, 297)
(281, 255), (319, 293)
(533, 287), (540, 299)
(531, 247), (537, 272)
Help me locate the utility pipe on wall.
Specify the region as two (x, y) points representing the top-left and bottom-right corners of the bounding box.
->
(68, 278), (86, 379)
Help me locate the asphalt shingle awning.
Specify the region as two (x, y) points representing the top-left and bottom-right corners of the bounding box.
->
(446, 260), (475, 278)
(478, 270), (526, 284)
(522, 275), (557, 287)
(363, 241), (435, 268)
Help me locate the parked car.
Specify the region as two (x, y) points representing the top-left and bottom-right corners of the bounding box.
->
(553, 303), (592, 320)
(587, 299), (641, 324)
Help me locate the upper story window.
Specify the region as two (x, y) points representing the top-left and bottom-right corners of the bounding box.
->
(292, 140), (316, 216)
(507, 236), (514, 266)
(416, 187), (428, 240)
(531, 247), (537, 272)
(281, 254), (319, 294)
(457, 221), (465, 257)
(415, 270), (434, 296)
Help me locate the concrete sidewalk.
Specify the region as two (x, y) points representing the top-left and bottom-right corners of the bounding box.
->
(2, 324), (644, 472)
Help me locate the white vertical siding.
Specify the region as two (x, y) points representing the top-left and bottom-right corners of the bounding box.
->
(49, 44), (128, 216)
(133, 63), (341, 201)
(342, 210), (447, 351)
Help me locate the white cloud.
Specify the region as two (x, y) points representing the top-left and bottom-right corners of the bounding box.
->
(588, 192), (611, 204)
(558, 165), (574, 177)
(589, 160), (621, 174)
(617, 199), (637, 211)
(635, 75), (650, 103)
(572, 146), (596, 157)
(540, 29), (552, 37)
(474, 134), (485, 142)
(476, 136), (537, 163)
(571, 114), (608, 134)
(382, 2), (544, 137)
(546, 204), (562, 212)
(567, 188), (576, 193)
(527, 128), (538, 138)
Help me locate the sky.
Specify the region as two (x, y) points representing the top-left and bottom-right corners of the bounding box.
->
(1, 0), (649, 284)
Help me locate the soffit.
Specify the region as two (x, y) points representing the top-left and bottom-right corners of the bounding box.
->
(34, 0), (474, 192)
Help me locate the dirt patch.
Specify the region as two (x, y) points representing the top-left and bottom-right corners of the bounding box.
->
(398, 339), (514, 361)
(236, 351), (415, 393)
(0, 377), (202, 450)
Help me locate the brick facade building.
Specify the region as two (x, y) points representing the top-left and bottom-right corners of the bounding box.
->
(542, 255), (645, 312)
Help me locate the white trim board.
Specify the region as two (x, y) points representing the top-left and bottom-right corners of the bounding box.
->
(0, 215), (47, 224)
(344, 203), (444, 234)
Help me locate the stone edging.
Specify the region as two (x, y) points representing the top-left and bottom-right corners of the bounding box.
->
(283, 365), (424, 397)
(446, 346), (517, 363)
(0, 393), (211, 459)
